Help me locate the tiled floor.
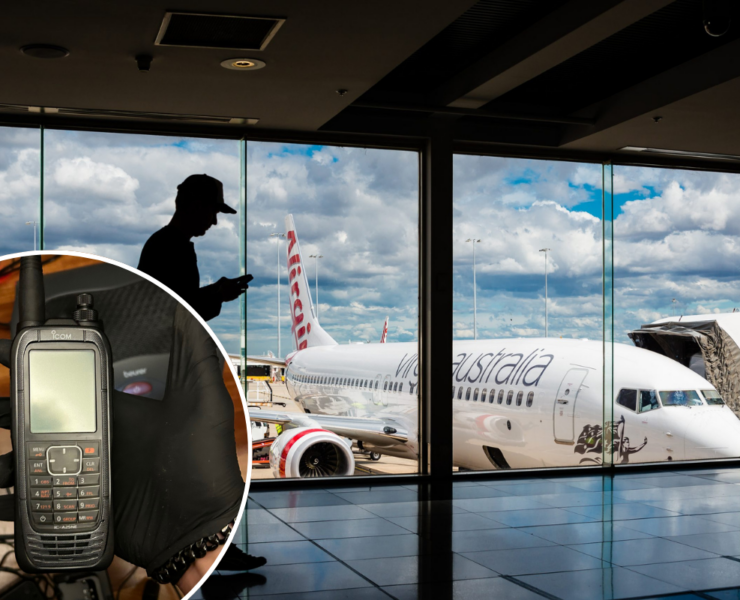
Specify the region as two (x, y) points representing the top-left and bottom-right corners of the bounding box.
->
(197, 468), (740, 599)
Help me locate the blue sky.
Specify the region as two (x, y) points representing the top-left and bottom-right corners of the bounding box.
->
(2, 127), (739, 356)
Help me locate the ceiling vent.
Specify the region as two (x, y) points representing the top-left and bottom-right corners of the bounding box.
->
(155, 12), (285, 51)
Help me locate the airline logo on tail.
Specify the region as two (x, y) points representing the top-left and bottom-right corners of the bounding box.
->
(285, 215), (337, 351)
(380, 316), (389, 343)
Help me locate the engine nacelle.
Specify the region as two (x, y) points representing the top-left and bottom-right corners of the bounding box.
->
(269, 427), (355, 478)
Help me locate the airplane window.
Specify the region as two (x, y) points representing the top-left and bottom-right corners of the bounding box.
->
(365, 380), (369, 388)
(375, 380), (379, 389)
(384, 381), (388, 391)
(659, 390), (703, 406)
(498, 390), (504, 404)
(473, 388), (479, 402)
(488, 389), (495, 404)
(506, 391), (513, 405)
(526, 392), (534, 407)
(481, 389), (487, 403)
(393, 382), (398, 392)
(703, 390), (725, 405)
(465, 387), (471, 400)
(516, 391), (523, 406)
(399, 383), (403, 392)
(639, 390), (660, 412)
(616, 389), (637, 411)
(452, 386), (456, 399)
(457, 387), (463, 400)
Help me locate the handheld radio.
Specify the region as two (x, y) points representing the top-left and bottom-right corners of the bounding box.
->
(11, 256), (114, 572)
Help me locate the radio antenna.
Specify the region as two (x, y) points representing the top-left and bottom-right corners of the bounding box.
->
(18, 255), (45, 331)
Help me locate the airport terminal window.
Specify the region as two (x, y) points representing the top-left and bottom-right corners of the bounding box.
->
(246, 141), (419, 479)
(614, 165), (740, 464)
(617, 389), (637, 411)
(454, 154), (604, 472)
(0, 126), (41, 256)
(42, 130), (242, 355)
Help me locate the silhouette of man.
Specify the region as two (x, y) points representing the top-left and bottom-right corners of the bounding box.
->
(138, 174), (249, 320)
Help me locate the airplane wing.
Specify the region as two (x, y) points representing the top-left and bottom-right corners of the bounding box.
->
(248, 409), (408, 446)
(246, 355), (285, 367)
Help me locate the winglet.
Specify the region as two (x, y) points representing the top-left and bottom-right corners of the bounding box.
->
(285, 214), (337, 350)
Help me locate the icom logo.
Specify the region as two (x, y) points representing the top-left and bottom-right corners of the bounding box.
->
(50, 330), (72, 340)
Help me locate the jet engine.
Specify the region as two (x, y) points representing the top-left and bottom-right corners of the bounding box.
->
(269, 427), (355, 478)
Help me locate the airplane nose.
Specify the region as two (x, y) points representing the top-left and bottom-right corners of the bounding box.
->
(688, 411), (740, 459)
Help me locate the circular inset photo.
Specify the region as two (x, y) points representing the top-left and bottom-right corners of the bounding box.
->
(0, 252), (251, 599)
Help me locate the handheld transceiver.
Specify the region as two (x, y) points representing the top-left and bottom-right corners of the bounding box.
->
(11, 256), (114, 572)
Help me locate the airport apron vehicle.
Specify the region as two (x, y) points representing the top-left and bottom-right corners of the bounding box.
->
(249, 215), (740, 478)
(11, 256), (113, 571)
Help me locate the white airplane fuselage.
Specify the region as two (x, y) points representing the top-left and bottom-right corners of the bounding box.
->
(284, 337), (740, 469)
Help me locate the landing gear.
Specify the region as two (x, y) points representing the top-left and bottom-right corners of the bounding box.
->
(356, 441), (382, 461)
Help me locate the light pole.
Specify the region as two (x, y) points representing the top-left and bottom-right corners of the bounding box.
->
(466, 239), (481, 340)
(270, 232), (285, 357)
(25, 221), (39, 251)
(539, 248), (551, 337)
(309, 254), (323, 320)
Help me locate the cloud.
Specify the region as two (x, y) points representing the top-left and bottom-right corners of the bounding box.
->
(2, 129), (739, 356)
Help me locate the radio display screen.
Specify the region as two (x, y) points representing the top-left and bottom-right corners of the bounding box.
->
(29, 350), (96, 433)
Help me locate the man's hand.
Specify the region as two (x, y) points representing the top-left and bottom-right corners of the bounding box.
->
(217, 275), (251, 302)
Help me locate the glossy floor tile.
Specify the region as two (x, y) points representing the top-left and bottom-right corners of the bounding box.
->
(240, 468), (740, 598)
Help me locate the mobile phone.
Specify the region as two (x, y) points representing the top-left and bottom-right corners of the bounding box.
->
(11, 256), (114, 572)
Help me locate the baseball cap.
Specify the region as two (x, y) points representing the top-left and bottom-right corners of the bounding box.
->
(177, 174), (237, 214)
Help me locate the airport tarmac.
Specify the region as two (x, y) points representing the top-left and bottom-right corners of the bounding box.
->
(248, 380), (418, 479)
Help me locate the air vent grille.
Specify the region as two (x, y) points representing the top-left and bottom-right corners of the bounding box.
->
(155, 12), (285, 51)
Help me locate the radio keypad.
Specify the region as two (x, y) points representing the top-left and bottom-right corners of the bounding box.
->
(27, 442), (101, 529)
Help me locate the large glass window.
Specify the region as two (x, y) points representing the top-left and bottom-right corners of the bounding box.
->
(0, 126), (41, 255)
(453, 155), (604, 471)
(614, 166), (740, 464)
(246, 142), (419, 479)
(42, 130), (242, 354)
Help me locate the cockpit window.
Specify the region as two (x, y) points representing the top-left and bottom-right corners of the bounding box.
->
(639, 390), (660, 413)
(616, 389), (637, 412)
(702, 390), (725, 406)
(659, 390), (703, 407)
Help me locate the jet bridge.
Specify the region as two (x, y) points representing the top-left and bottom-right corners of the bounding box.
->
(629, 314), (740, 411)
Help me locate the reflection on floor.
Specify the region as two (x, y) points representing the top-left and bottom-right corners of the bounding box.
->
(199, 468), (740, 599)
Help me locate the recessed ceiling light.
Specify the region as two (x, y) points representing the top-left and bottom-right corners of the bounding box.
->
(20, 44), (69, 59)
(620, 146), (740, 162)
(221, 58), (265, 71)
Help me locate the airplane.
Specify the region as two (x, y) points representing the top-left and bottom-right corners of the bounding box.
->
(247, 214), (740, 478)
(380, 316), (389, 343)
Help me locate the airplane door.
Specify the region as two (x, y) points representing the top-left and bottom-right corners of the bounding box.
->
(553, 368), (589, 443)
